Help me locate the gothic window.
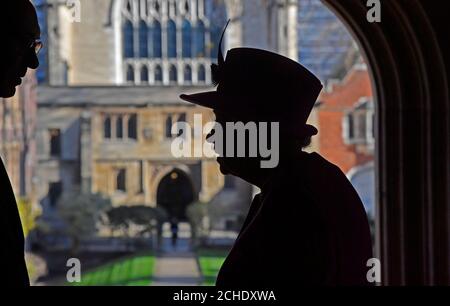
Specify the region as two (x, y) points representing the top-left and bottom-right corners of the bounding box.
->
(103, 113), (137, 141)
(169, 64), (177, 83)
(152, 20), (162, 58)
(116, 168), (126, 192)
(194, 20), (206, 57)
(165, 113), (187, 138)
(126, 65), (134, 82)
(139, 21), (148, 57)
(167, 19), (177, 58)
(182, 19), (192, 58)
(165, 115), (173, 138)
(116, 115), (123, 139)
(198, 64), (206, 82)
(140, 65), (149, 83)
(104, 116), (111, 139)
(184, 65), (192, 83)
(120, 0), (227, 85)
(128, 114), (138, 139)
(155, 64), (163, 82)
(123, 20), (134, 58)
(49, 128), (61, 157)
(48, 182), (62, 207)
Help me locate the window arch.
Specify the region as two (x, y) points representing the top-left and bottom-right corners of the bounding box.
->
(194, 20), (206, 57)
(126, 65), (134, 82)
(140, 65), (149, 83)
(167, 19), (177, 58)
(165, 115), (173, 138)
(169, 65), (177, 82)
(128, 114), (138, 139)
(152, 20), (162, 58)
(127, 65), (134, 82)
(182, 19), (192, 58)
(119, 0), (227, 85)
(198, 64), (206, 82)
(155, 64), (163, 82)
(104, 116), (111, 139)
(116, 168), (126, 192)
(184, 65), (192, 83)
(139, 20), (148, 57)
(116, 115), (124, 138)
(123, 20), (134, 58)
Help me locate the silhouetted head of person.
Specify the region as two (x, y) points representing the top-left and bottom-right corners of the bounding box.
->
(181, 47), (323, 187)
(205, 110), (313, 186)
(0, 0), (41, 98)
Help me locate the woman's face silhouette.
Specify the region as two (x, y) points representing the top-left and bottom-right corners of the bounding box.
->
(208, 110), (266, 181)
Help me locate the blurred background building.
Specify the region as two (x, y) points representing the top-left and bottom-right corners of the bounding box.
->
(0, 0), (375, 284)
(0, 70), (39, 229)
(34, 0), (374, 252)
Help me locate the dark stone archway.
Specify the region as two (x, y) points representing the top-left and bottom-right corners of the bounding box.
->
(321, 0), (449, 285)
(156, 169), (194, 221)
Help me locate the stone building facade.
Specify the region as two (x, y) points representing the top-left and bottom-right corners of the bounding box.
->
(0, 70), (38, 206)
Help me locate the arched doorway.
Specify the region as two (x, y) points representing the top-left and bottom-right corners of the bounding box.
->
(156, 169), (194, 221)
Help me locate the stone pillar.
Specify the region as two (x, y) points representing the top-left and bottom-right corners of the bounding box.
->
(80, 110), (92, 193)
(225, 0), (244, 49)
(277, 0), (298, 60)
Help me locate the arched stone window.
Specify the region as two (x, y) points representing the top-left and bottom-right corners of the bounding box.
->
(128, 114), (137, 139)
(169, 64), (177, 83)
(167, 19), (177, 58)
(152, 20), (162, 58)
(140, 65), (149, 83)
(182, 19), (192, 58)
(184, 65), (192, 83)
(194, 20), (206, 57)
(139, 20), (148, 57)
(198, 64), (206, 82)
(126, 65), (134, 82)
(116, 115), (123, 139)
(104, 116), (111, 139)
(165, 115), (173, 138)
(155, 64), (163, 82)
(123, 20), (134, 58)
(118, 0), (227, 85)
(116, 168), (126, 192)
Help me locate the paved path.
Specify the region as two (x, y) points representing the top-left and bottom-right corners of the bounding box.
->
(151, 226), (201, 286)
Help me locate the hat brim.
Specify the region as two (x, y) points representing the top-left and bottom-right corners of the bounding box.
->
(179, 92), (318, 137)
(180, 92), (221, 110)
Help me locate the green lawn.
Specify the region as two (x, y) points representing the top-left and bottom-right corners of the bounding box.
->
(71, 253), (155, 286)
(197, 249), (228, 286)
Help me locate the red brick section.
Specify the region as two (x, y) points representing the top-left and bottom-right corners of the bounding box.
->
(317, 67), (374, 174)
